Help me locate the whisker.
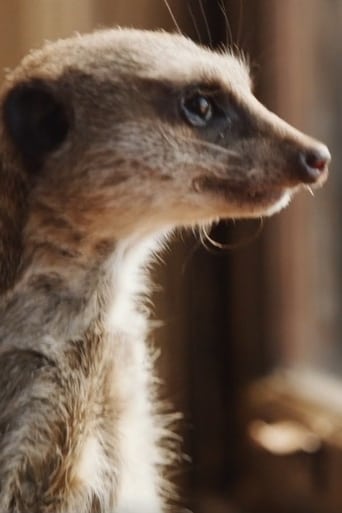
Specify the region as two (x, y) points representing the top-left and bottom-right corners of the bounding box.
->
(175, 133), (240, 159)
(218, 0), (233, 48)
(198, 0), (212, 47)
(305, 185), (315, 197)
(158, 126), (242, 168)
(237, 0), (244, 47)
(199, 218), (264, 253)
(158, 125), (178, 148)
(187, 1), (202, 44)
(162, 0), (183, 35)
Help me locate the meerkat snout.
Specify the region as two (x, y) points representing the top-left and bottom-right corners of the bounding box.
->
(298, 145), (331, 183)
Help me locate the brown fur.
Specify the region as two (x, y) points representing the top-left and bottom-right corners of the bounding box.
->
(0, 29), (329, 512)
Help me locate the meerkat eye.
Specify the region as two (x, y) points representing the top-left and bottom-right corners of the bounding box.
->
(181, 92), (214, 127)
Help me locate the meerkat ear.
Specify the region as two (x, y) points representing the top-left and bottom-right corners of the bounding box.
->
(2, 79), (70, 170)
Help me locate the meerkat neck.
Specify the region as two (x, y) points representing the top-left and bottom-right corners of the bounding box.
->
(0, 228), (168, 352)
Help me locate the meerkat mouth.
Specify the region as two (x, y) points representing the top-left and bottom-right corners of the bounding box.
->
(193, 174), (293, 217)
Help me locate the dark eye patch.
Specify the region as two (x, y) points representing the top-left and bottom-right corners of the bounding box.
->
(178, 82), (254, 145)
(180, 85), (241, 135)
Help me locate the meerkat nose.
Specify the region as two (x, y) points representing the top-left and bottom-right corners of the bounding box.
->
(299, 144), (331, 183)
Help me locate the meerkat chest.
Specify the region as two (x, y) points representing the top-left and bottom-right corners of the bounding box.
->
(109, 332), (163, 513)
(73, 238), (165, 511)
(74, 329), (163, 513)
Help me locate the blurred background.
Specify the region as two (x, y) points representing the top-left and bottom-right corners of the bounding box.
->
(1, 1), (340, 512)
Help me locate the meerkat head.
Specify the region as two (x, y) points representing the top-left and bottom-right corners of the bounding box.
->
(0, 28), (330, 249)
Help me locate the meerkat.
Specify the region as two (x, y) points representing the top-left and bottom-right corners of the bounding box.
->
(0, 28), (330, 513)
